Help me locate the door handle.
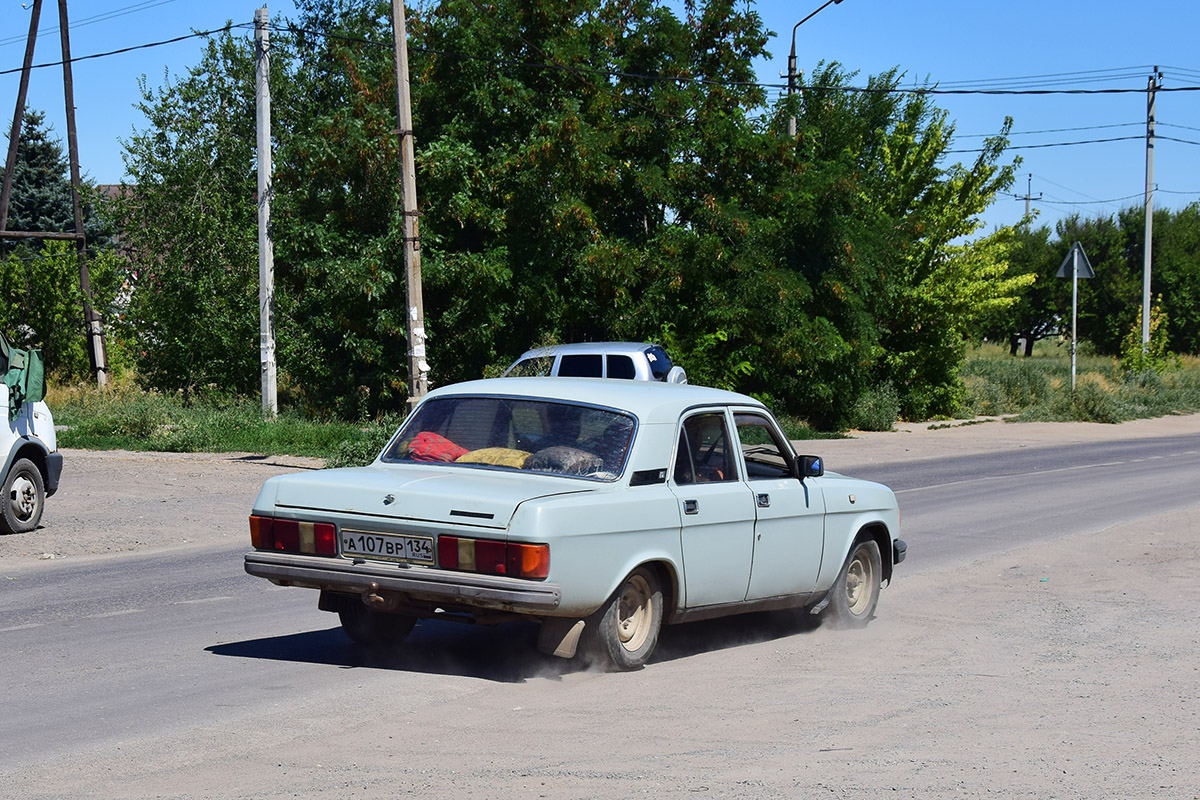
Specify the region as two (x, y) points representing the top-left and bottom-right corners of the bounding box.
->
(683, 499), (699, 515)
(757, 493), (770, 508)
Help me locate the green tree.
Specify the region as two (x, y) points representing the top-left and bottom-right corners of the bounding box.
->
(111, 0), (1034, 427)
(976, 222), (1064, 356)
(109, 31), (265, 398)
(2, 110), (73, 242)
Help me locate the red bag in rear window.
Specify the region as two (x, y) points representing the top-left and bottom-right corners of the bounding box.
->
(407, 431), (469, 462)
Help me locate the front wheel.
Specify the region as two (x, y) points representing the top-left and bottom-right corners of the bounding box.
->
(338, 603), (417, 647)
(823, 537), (882, 629)
(1, 458), (45, 535)
(580, 566), (664, 671)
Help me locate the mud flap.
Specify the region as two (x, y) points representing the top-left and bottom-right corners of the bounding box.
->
(537, 618), (586, 659)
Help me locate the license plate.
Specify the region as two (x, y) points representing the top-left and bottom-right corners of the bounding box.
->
(339, 529), (434, 564)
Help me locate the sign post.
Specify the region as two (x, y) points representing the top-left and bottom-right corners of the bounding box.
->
(1056, 241), (1095, 393)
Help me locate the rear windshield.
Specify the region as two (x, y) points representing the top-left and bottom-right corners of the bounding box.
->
(382, 396), (636, 481)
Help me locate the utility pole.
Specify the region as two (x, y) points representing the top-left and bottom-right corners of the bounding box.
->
(0, 0), (42, 232)
(58, 0), (107, 387)
(1019, 173), (1041, 225)
(1141, 67), (1162, 350)
(0, 0), (108, 386)
(255, 6), (277, 416)
(390, 0), (429, 406)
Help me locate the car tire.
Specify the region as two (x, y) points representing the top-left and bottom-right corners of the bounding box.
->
(823, 536), (881, 629)
(338, 604), (417, 647)
(581, 565), (663, 671)
(1, 458), (45, 535)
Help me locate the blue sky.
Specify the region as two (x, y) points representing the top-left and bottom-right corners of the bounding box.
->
(3, 0), (1198, 237)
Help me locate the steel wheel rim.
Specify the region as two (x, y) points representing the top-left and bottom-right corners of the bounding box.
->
(616, 573), (653, 652)
(845, 547), (875, 616)
(10, 474), (37, 521)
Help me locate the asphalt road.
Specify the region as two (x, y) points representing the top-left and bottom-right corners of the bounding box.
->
(2, 433), (1199, 787)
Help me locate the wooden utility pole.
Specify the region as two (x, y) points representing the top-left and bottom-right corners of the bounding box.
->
(390, 0), (429, 405)
(255, 6), (277, 415)
(0, 0), (43, 232)
(0, 0), (108, 386)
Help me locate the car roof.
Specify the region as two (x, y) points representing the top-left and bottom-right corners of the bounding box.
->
(421, 377), (764, 425)
(514, 342), (662, 357)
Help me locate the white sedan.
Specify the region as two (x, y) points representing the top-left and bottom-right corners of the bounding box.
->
(245, 378), (905, 670)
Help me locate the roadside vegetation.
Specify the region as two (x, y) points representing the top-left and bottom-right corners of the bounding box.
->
(5, 2), (1198, 454)
(961, 343), (1200, 424)
(48, 343), (1200, 466)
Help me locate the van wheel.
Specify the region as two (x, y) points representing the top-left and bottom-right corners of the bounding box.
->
(1, 458), (45, 535)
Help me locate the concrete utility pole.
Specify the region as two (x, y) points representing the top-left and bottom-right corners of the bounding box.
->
(390, 0), (429, 406)
(1020, 173), (1041, 224)
(786, 0), (843, 138)
(1141, 67), (1162, 350)
(255, 6), (277, 416)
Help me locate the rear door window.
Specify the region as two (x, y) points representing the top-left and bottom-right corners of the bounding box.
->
(558, 354), (603, 377)
(606, 354), (636, 379)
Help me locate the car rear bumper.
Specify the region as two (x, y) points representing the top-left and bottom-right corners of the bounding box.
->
(244, 551), (562, 614)
(893, 538), (907, 565)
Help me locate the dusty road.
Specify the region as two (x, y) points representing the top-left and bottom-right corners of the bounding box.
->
(1, 416), (1198, 799)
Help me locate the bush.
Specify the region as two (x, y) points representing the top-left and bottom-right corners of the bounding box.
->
(848, 382), (900, 431)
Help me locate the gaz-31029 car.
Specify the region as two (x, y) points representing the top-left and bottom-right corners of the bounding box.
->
(245, 378), (905, 670)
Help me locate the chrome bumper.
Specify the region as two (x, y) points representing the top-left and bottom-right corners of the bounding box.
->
(244, 551), (562, 613)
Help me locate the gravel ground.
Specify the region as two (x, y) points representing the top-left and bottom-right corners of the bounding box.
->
(2, 415), (1198, 798)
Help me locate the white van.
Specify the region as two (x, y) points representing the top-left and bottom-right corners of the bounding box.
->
(502, 342), (687, 384)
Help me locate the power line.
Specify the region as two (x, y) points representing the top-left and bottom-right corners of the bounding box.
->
(0, 24), (236, 77)
(1037, 192), (1146, 206)
(5, 19), (1200, 100)
(947, 135), (1144, 154)
(0, 0), (186, 49)
(933, 64), (1156, 88)
(956, 121), (1143, 139)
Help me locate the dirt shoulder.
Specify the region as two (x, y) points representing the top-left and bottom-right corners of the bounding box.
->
(4, 412), (1199, 568)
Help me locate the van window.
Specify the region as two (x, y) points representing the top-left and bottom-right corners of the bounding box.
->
(606, 354), (636, 379)
(558, 354), (603, 377)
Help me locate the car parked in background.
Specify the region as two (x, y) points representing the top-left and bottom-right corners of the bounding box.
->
(245, 378), (904, 670)
(502, 342), (687, 384)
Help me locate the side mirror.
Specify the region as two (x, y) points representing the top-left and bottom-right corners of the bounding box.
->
(795, 455), (824, 479)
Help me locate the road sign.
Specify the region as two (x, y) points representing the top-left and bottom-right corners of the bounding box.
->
(1057, 241), (1094, 392)
(1056, 241), (1095, 279)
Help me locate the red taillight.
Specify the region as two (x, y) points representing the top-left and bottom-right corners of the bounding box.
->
(438, 535), (459, 569)
(249, 515), (337, 556)
(436, 535), (548, 579)
(249, 515), (273, 549)
(314, 523), (337, 555)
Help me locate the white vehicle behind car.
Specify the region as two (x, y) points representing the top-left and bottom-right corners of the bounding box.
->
(503, 342), (687, 384)
(0, 339), (61, 535)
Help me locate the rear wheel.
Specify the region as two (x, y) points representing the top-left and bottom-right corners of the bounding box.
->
(338, 603), (417, 647)
(581, 566), (663, 671)
(1, 458), (45, 535)
(823, 537), (881, 628)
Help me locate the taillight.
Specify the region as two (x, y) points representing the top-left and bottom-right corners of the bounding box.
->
(438, 535), (549, 579)
(249, 515), (337, 556)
